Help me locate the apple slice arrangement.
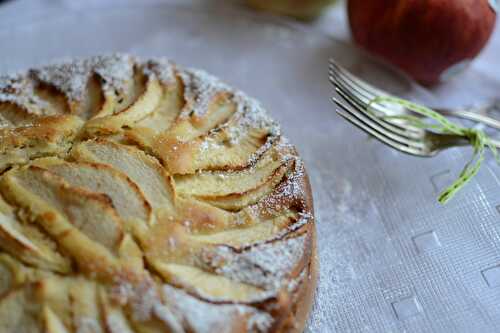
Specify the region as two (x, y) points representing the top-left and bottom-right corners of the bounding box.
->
(348, 0), (497, 85)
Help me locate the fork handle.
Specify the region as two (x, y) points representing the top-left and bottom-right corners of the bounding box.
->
(433, 108), (500, 131)
(434, 108), (500, 148)
(487, 138), (500, 149)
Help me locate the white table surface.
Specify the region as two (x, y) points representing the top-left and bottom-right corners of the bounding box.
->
(1, 1), (500, 333)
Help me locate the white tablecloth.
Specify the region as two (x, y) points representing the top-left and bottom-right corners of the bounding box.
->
(1, 2), (500, 333)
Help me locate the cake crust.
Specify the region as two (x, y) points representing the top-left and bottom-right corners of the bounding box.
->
(0, 54), (316, 332)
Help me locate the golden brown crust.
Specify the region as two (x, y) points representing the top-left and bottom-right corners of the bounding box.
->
(287, 226), (318, 333)
(277, 170), (317, 333)
(0, 55), (317, 333)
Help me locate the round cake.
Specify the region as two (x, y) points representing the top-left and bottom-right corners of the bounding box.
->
(0, 54), (317, 333)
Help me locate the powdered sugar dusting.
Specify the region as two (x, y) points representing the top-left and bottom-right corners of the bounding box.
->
(105, 312), (134, 333)
(178, 67), (231, 118)
(225, 92), (280, 146)
(288, 269), (307, 293)
(162, 284), (274, 333)
(142, 57), (176, 86)
(31, 58), (92, 101)
(192, 84), (280, 150)
(1, 54), (134, 111)
(75, 317), (102, 333)
(246, 135), (279, 166)
(233, 92), (279, 134)
(153, 303), (185, 333)
(253, 155), (308, 216)
(208, 235), (306, 290)
(199, 136), (222, 152)
(0, 74), (52, 114)
(0, 73), (26, 94)
(29, 54), (134, 101)
(93, 54), (134, 94)
(110, 276), (159, 322)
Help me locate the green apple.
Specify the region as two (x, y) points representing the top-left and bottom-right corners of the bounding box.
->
(247, 0), (337, 21)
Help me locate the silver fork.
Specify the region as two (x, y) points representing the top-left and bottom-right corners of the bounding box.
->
(329, 60), (500, 156)
(329, 61), (500, 130)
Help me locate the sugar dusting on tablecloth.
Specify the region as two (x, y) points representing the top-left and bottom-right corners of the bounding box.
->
(314, 169), (382, 289)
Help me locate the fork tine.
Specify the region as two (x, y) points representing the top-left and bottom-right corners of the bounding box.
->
(334, 99), (430, 157)
(334, 96), (426, 150)
(334, 87), (424, 140)
(335, 109), (418, 155)
(329, 60), (408, 116)
(331, 68), (424, 138)
(329, 60), (422, 134)
(329, 62), (394, 116)
(330, 70), (395, 125)
(330, 70), (372, 108)
(334, 100), (430, 157)
(329, 62), (373, 106)
(334, 99), (425, 149)
(329, 60), (381, 102)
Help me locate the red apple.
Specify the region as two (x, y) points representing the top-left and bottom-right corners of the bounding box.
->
(348, 0), (497, 85)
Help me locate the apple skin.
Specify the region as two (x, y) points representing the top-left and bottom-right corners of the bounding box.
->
(348, 0), (497, 85)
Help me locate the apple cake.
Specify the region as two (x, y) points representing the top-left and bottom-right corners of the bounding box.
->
(0, 54), (317, 333)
